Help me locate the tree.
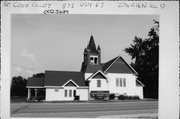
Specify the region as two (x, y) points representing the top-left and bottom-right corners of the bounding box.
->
(32, 73), (45, 78)
(124, 20), (159, 98)
(11, 76), (27, 97)
(11, 73), (45, 98)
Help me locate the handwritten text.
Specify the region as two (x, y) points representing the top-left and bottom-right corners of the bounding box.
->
(43, 9), (69, 14)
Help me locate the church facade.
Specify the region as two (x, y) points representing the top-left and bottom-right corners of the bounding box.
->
(26, 35), (144, 101)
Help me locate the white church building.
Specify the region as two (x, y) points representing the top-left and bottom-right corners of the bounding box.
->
(27, 35), (144, 101)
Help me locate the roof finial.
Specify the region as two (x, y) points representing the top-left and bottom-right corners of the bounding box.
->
(91, 32), (93, 36)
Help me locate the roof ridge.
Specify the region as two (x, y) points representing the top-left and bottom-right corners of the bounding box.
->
(44, 70), (86, 87)
(104, 55), (121, 73)
(86, 70), (107, 81)
(28, 77), (44, 79)
(45, 70), (82, 73)
(119, 57), (138, 75)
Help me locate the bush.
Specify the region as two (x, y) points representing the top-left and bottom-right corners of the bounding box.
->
(118, 95), (126, 100)
(133, 95), (140, 100)
(109, 94), (115, 100)
(118, 95), (140, 100)
(128, 96), (133, 100)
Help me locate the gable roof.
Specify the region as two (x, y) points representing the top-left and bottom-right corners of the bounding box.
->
(92, 72), (106, 79)
(102, 56), (119, 72)
(136, 80), (144, 87)
(103, 56), (137, 74)
(44, 71), (86, 87)
(86, 70), (108, 81)
(27, 77), (44, 88)
(62, 79), (79, 87)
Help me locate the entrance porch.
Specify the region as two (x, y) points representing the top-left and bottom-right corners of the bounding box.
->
(27, 88), (45, 101)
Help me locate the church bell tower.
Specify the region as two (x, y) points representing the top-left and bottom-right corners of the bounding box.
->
(81, 35), (102, 73)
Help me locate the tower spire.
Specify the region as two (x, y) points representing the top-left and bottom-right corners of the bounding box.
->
(81, 35), (102, 73)
(87, 35), (97, 53)
(84, 48), (87, 53)
(97, 45), (101, 51)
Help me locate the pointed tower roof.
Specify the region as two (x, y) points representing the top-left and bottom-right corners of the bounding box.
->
(87, 35), (97, 53)
(97, 45), (101, 51)
(84, 48), (87, 53)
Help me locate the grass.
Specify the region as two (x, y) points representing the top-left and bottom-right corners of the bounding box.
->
(10, 96), (158, 104)
(11, 96), (27, 103)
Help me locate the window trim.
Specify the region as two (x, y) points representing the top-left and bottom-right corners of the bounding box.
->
(97, 80), (101, 87)
(116, 78), (119, 87)
(116, 78), (126, 87)
(120, 78), (123, 87)
(65, 90), (67, 97)
(69, 90), (72, 97)
(73, 90), (76, 97)
(123, 78), (126, 87)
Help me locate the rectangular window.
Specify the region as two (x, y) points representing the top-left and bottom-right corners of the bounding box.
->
(123, 78), (126, 87)
(73, 90), (76, 97)
(116, 78), (119, 87)
(69, 90), (72, 97)
(55, 89), (59, 92)
(97, 80), (101, 87)
(120, 78), (123, 87)
(116, 78), (126, 87)
(65, 90), (67, 97)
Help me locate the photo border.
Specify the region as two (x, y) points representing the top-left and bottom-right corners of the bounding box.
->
(1, 1), (179, 119)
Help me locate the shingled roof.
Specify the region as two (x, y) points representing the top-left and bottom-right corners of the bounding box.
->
(27, 77), (44, 88)
(102, 56), (137, 74)
(44, 71), (86, 87)
(102, 56), (119, 72)
(81, 62), (102, 73)
(87, 35), (97, 53)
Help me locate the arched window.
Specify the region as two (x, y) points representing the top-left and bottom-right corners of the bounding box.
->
(94, 57), (98, 64)
(90, 56), (98, 65)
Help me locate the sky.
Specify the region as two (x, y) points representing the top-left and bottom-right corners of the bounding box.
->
(11, 14), (158, 78)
